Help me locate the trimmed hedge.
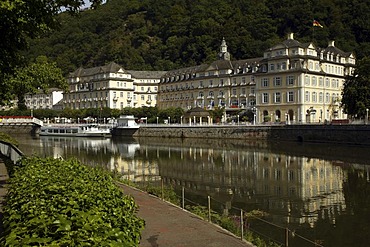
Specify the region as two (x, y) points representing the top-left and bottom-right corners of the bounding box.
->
(0, 157), (144, 246)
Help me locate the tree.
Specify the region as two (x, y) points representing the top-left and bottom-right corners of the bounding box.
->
(341, 57), (370, 118)
(7, 56), (67, 110)
(210, 107), (225, 123)
(0, 0), (101, 104)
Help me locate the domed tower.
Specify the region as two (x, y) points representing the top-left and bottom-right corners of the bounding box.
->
(218, 37), (230, 61)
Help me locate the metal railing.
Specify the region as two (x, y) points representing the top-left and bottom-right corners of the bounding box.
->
(0, 116), (43, 127)
(0, 141), (24, 164)
(135, 180), (325, 247)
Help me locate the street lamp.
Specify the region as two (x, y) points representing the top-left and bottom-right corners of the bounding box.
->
(252, 107), (256, 125)
(168, 116), (170, 125)
(180, 116), (183, 125)
(237, 115), (239, 125)
(156, 116), (159, 125)
(366, 108), (369, 125)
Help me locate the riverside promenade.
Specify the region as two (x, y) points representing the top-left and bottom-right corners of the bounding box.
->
(0, 159), (253, 247)
(117, 183), (254, 247)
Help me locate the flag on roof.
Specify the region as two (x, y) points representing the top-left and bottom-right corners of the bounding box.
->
(313, 20), (323, 28)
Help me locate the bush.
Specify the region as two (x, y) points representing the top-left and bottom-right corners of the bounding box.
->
(0, 157), (144, 246)
(0, 132), (18, 146)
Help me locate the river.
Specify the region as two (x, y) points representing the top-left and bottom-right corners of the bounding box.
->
(11, 134), (370, 247)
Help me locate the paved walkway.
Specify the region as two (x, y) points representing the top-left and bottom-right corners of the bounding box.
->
(116, 183), (254, 247)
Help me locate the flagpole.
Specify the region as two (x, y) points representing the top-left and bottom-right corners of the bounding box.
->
(312, 19), (315, 43)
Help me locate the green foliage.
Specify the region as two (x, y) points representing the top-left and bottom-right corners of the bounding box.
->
(0, 157), (144, 246)
(0, 0), (102, 104)
(209, 107), (225, 123)
(341, 57), (370, 118)
(5, 56), (67, 110)
(22, 0), (368, 76)
(141, 184), (180, 205)
(157, 107), (185, 123)
(0, 132), (18, 147)
(185, 205), (278, 247)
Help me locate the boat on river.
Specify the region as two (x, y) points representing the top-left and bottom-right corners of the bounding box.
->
(39, 124), (111, 137)
(111, 115), (140, 137)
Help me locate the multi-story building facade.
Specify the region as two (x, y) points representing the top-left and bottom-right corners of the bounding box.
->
(158, 34), (355, 123)
(63, 62), (166, 109)
(158, 38), (261, 114)
(258, 33), (355, 123)
(25, 88), (64, 110)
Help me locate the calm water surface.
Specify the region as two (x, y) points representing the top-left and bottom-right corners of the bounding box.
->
(11, 134), (370, 247)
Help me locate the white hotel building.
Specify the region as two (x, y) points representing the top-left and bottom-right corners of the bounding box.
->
(158, 33), (356, 123)
(62, 34), (355, 124)
(63, 62), (166, 109)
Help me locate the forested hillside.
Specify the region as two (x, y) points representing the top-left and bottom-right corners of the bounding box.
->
(25, 0), (370, 75)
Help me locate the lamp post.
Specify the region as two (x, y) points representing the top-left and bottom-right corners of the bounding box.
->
(180, 116), (183, 125)
(252, 107), (256, 125)
(237, 115), (239, 125)
(156, 116), (159, 125)
(285, 113), (288, 124)
(366, 108), (369, 125)
(168, 116), (170, 125)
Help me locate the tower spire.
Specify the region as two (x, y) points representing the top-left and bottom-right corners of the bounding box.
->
(218, 37), (230, 61)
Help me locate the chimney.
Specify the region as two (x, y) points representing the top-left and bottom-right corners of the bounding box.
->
(288, 33), (294, 40)
(328, 40), (335, 47)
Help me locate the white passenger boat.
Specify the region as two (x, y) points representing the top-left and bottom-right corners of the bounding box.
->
(39, 124), (111, 137)
(111, 115), (140, 137)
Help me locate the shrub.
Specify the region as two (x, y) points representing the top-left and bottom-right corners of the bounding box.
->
(0, 157), (144, 246)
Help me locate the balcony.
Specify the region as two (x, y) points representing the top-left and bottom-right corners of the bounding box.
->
(249, 93), (256, 97)
(207, 96), (214, 99)
(230, 94), (238, 98)
(217, 95), (225, 99)
(239, 94), (247, 98)
(197, 96), (204, 100)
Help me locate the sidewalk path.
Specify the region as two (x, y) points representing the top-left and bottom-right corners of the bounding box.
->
(116, 183), (254, 247)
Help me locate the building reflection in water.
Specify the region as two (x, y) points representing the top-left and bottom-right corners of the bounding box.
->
(37, 136), (369, 231)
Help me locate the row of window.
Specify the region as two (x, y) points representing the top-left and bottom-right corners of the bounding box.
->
(262, 92), (294, 104)
(261, 76), (342, 88)
(305, 92), (340, 103)
(73, 81), (157, 92)
(162, 77), (254, 91)
(65, 100), (151, 110)
(162, 74), (345, 92)
(70, 73), (132, 83)
(261, 91), (340, 104)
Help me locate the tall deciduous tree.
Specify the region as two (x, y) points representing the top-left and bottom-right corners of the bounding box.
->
(0, 0), (101, 105)
(8, 56), (68, 110)
(341, 57), (370, 118)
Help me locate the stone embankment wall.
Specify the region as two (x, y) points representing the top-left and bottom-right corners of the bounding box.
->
(137, 124), (370, 145)
(269, 124), (370, 145)
(0, 124), (37, 134)
(135, 125), (271, 140)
